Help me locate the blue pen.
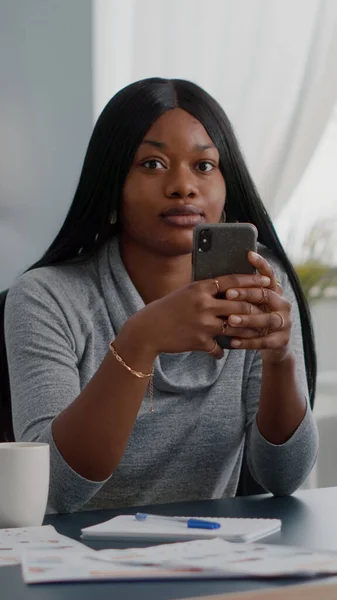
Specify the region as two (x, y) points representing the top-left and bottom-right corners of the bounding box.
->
(135, 513), (221, 530)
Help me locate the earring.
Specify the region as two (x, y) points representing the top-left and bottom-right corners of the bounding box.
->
(109, 210), (117, 225)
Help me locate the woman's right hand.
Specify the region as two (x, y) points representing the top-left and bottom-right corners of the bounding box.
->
(123, 273), (271, 360)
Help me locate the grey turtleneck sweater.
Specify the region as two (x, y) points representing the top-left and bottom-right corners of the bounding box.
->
(4, 238), (318, 512)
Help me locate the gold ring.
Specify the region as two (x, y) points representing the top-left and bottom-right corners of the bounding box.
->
(274, 312), (285, 331)
(257, 287), (268, 304)
(270, 280), (282, 291)
(214, 279), (220, 294)
(208, 339), (218, 354)
(222, 319), (228, 333)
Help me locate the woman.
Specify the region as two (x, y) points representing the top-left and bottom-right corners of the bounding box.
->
(4, 78), (318, 512)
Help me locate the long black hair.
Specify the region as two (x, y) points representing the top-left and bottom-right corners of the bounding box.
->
(0, 77), (316, 440)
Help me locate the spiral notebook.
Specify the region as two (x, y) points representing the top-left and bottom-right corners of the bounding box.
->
(81, 514), (281, 543)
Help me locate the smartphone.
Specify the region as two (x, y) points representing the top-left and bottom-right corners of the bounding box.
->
(192, 223), (258, 349)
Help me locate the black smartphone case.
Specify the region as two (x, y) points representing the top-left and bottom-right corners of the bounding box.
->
(192, 223), (258, 349)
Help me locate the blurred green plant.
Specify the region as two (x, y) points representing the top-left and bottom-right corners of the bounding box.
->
(295, 261), (334, 303)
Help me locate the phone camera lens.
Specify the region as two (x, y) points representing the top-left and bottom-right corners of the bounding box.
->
(198, 229), (211, 252)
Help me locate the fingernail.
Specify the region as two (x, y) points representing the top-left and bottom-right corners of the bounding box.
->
(230, 316), (242, 324)
(227, 289), (239, 299)
(231, 339), (242, 348)
(261, 276), (271, 286)
(250, 251), (259, 260)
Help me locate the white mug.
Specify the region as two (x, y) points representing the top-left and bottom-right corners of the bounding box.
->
(0, 442), (50, 528)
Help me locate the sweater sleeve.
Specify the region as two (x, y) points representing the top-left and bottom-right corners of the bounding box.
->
(244, 258), (319, 496)
(4, 271), (109, 513)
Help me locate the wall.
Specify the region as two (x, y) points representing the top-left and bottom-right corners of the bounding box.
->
(0, 0), (93, 289)
(311, 297), (337, 374)
(309, 297), (337, 488)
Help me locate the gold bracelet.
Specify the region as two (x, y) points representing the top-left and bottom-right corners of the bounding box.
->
(109, 341), (155, 412)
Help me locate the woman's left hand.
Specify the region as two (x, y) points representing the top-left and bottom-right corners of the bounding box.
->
(224, 251), (292, 363)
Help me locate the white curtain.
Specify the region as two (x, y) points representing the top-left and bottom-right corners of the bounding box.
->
(93, 0), (337, 218)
